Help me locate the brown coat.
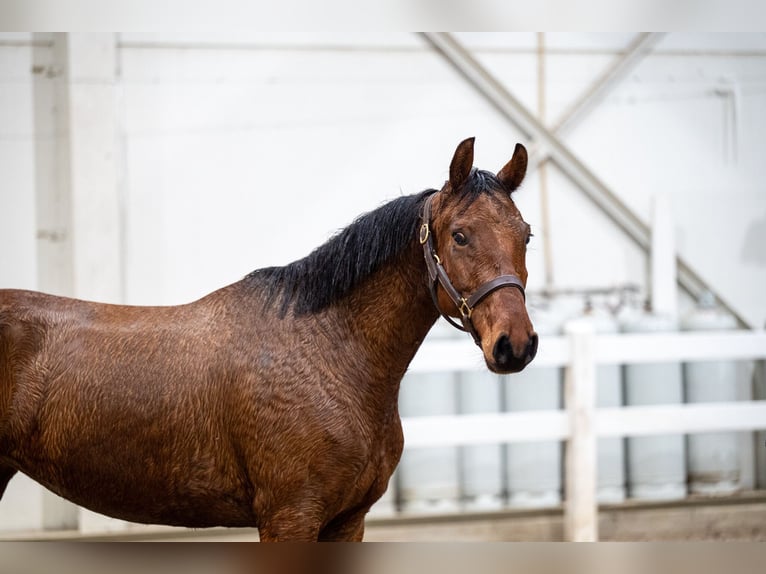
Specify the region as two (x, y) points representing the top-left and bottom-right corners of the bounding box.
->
(0, 138), (535, 541)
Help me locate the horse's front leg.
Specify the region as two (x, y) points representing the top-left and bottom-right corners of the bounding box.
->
(317, 507), (368, 542)
(257, 506), (323, 542)
(0, 465), (17, 500)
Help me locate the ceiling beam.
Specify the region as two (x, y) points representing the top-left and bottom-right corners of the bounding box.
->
(551, 33), (665, 137)
(420, 32), (751, 328)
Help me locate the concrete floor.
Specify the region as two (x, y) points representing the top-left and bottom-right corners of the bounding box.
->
(3, 491), (765, 542)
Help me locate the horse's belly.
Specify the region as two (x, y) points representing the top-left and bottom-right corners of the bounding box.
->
(27, 461), (257, 528)
(75, 487), (256, 529)
(10, 431), (258, 528)
(4, 362), (259, 527)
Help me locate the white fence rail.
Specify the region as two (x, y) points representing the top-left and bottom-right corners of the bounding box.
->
(401, 326), (766, 542)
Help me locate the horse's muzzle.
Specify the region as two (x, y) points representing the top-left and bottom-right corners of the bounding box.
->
(490, 332), (538, 374)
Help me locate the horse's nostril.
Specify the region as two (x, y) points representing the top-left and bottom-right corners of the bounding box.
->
(527, 333), (539, 361)
(492, 333), (536, 373)
(492, 334), (513, 366)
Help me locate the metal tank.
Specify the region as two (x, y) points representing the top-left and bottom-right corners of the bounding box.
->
(503, 300), (563, 508)
(578, 301), (626, 503)
(458, 369), (503, 511)
(621, 306), (687, 501)
(397, 320), (460, 514)
(681, 291), (742, 495)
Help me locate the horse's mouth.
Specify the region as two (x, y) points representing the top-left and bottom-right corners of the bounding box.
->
(485, 353), (534, 375)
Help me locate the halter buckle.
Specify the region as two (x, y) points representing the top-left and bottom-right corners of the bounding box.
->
(419, 223), (430, 245)
(458, 298), (472, 319)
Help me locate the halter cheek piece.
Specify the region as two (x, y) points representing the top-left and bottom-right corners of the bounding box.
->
(419, 193), (526, 347)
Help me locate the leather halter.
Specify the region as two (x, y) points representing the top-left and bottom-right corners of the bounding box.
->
(419, 193), (526, 347)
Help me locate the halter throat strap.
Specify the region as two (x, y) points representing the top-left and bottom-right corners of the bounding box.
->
(419, 193), (526, 346)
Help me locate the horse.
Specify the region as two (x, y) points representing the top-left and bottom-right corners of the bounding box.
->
(0, 137), (537, 541)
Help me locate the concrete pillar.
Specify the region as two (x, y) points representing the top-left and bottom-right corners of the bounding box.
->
(755, 360), (766, 489)
(36, 32), (122, 302)
(0, 34), (37, 291)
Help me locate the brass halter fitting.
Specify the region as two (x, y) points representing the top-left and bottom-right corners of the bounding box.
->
(419, 223), (430, 245)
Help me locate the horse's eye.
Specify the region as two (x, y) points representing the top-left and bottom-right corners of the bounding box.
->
(525, 232), (533, 245)
(452, 231), (468, 246)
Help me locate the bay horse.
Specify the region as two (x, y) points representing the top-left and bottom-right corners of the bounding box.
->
(0, 138), (537, 541)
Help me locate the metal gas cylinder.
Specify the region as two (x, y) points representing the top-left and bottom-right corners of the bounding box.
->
(621, 307), (687, 501)
(397, 321), (460, 514)
(577, 301), (625, 503)
(504, 299), (563, 508)
(458, 367), (503, 511)
(681, 291), (742, 495)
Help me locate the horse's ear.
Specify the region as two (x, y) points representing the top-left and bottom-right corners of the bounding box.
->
(448, 137), (475, 192)
(497, 143), (528, 192)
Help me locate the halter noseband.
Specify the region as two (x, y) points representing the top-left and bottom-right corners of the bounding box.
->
(419, 193), (526, 347)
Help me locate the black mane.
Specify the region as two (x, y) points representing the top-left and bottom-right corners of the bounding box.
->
(246, 189), (436, 316)
(246, 169), (505, 316)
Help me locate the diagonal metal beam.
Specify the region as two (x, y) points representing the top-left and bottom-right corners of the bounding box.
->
(528, 33), (664, 290)
(527, 33), (665, 170)
(552, 33), (666, 137)
(420, 32), (751, 328)
(533, 33), (664, 293)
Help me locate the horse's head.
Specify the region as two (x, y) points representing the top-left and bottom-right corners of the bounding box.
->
(424, 137), (537, 374)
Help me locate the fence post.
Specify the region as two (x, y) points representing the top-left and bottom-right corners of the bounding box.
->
(564, 319), (598, 541)
(755, 359), (766, 489)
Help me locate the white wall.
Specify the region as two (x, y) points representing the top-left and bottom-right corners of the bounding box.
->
(0, 34), (38, 291)
(116, 33), (528, 304)
(116, 33), (766, 326)
(2, 33), (765, 325)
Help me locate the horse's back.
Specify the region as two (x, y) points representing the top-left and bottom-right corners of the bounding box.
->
(0, 288), (134, 401)
(0, 289), (109, 444)
(0, 287), (231, 436)
(0, 289), (56, 415)
(1, 288), (107, 352)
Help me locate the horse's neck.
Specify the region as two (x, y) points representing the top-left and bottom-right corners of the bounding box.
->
(340, 241), (439, 390)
